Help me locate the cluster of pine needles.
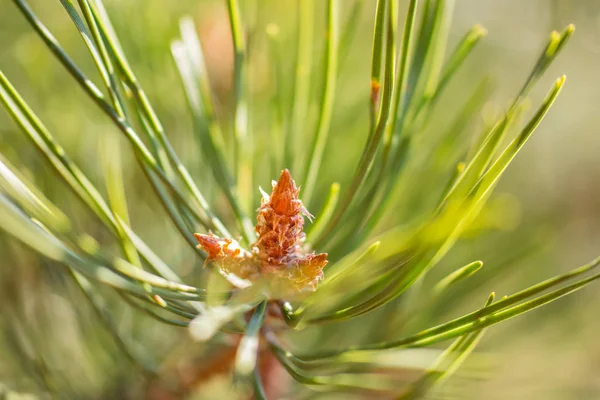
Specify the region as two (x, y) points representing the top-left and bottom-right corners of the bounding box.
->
(0, 0), (598, 398)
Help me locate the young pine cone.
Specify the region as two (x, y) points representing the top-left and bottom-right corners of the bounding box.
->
(194, 170), (327, 294)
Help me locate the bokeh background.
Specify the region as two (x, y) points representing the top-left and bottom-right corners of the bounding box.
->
(1, 0), (599, 398)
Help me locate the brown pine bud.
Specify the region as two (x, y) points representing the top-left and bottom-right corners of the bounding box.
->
(254, 169), (311, 267)
(194, 169), (327, 294)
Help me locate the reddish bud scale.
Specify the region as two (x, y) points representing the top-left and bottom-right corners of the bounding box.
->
(193, 233), (258, 281)
(194, 169), (328, 294)
(370, 78), (381, 105)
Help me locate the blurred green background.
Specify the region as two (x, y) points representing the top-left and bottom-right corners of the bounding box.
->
(1, 0), (600, 398)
